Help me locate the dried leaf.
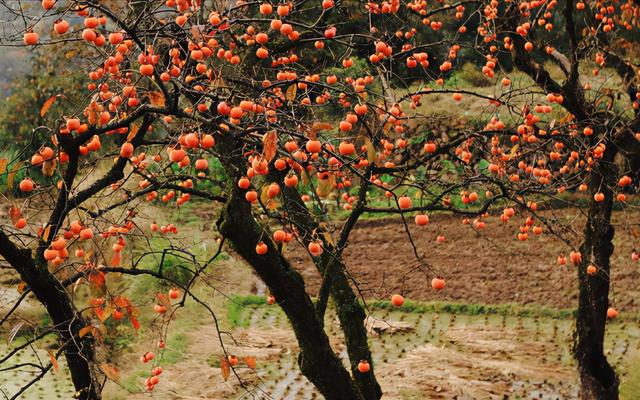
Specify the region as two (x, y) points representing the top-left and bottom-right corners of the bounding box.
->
(100, 363), (120, 381)
(126, 124), (139, 142)
(40, 95), (58, 117)
(42, 225), (52, 242)
(364, 136), (376, 164)
(316, 177), (334, 198)
(262, 130), (278, 162)
(79, 325), (93, 338)
(50, 134), (59, 148)
(148, 91), (166, 107)
(0, 158), (8, 174)
(244, 356), (256, 369)
(9, 204), (22, 225)
(48, 350), (59, 374)
(7, 162), (21, 190)
(220, 357), (230, 381)
(7, 322), (24, 345)
(311, 122), (333, 132)
(285, 84), (297, 101)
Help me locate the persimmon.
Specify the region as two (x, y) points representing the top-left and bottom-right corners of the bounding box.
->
(23, 32), (38, 45)
(169, 288), (180, 299)
(284, 174), (298, 187)
(308, 242), (323, 257)
(305, 140), (322, 153)
(120, 142), (134, 158)
(267, 295), (276, 305)
(54, 20), (69, 34)
(266, 182), (280, 198)
(19, 178), (35, 192)
(586, 264), (597, 275)
(238, 177), (251, 189)
(415, 214), (429, 226)
(357, 360), (370, 373)
(256, 242), (268, 255)
(398, 196), (412, 209)
(594, 192), (605, 202)
(606, 307), (618, 319)
(79, 228), (94, 240)
(245, 190), (258, 202)
(273, 230), (287, 242)
(339, 142), (355, 156)
(14, 218), (27, 229)
(391, 294), (404, 307)
(431, 277), (445, 290)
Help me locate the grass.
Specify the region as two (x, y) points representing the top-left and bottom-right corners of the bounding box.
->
(227, 294), (267, 328)
(620, 354), (640, 400)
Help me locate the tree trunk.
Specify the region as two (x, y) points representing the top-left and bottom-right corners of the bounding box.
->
(0, 233), (101, 400)
(280, 185), (382, 400)
(574, 148), (619, 400)
(217, 136), (364, 400)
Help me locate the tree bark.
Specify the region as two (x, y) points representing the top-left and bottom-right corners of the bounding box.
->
(574, 147), (619, 400)
(0, 232), (101, 400)
(216, 135), (364, 400)
(279, 185), (382, 400)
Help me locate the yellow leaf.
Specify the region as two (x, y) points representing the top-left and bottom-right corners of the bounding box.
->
(50, 134), (59, 148)
(48, 350), (59, 374)
(244, 356), (256, 369)
(0, 158), (8, 174)
(364, 136), (376, 164)
(148, 91), (166, 107)
(40, 95), (58, 117)
(79, 325), (93, 338)
(65, 50), (76, 59)
(316, 177), (334, 198)
(285, 84), (297, 101)
(262, 130), (278, 162)
(509, 144), (519, 159)
(126, 124), (139, 142)
(220, 357), (230, 381)
(7, 162), (21, 190)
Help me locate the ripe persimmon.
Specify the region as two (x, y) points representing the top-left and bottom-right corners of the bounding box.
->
(391, 294), (404, 307)
(431, 277), (445, 290)
(398, 196), (412, 209)
(357, 360), (370, 373)
(19, 178), (35, 192)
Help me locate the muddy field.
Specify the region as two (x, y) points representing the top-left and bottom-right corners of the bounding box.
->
(289, 210), (640, 312)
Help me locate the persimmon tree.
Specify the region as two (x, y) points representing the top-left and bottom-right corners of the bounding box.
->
(0, 0), (639, 399)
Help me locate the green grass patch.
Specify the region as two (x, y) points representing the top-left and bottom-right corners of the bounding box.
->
(227, 295), (267, 328)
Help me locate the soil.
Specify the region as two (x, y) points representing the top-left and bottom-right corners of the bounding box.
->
(288, 210), (640, 311)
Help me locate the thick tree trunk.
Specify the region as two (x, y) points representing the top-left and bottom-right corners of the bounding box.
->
(217, 136), (364, 400)
(574, 149), (619, 400)
(280, 186), (382, 400)
(0, 233), (101, 400)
